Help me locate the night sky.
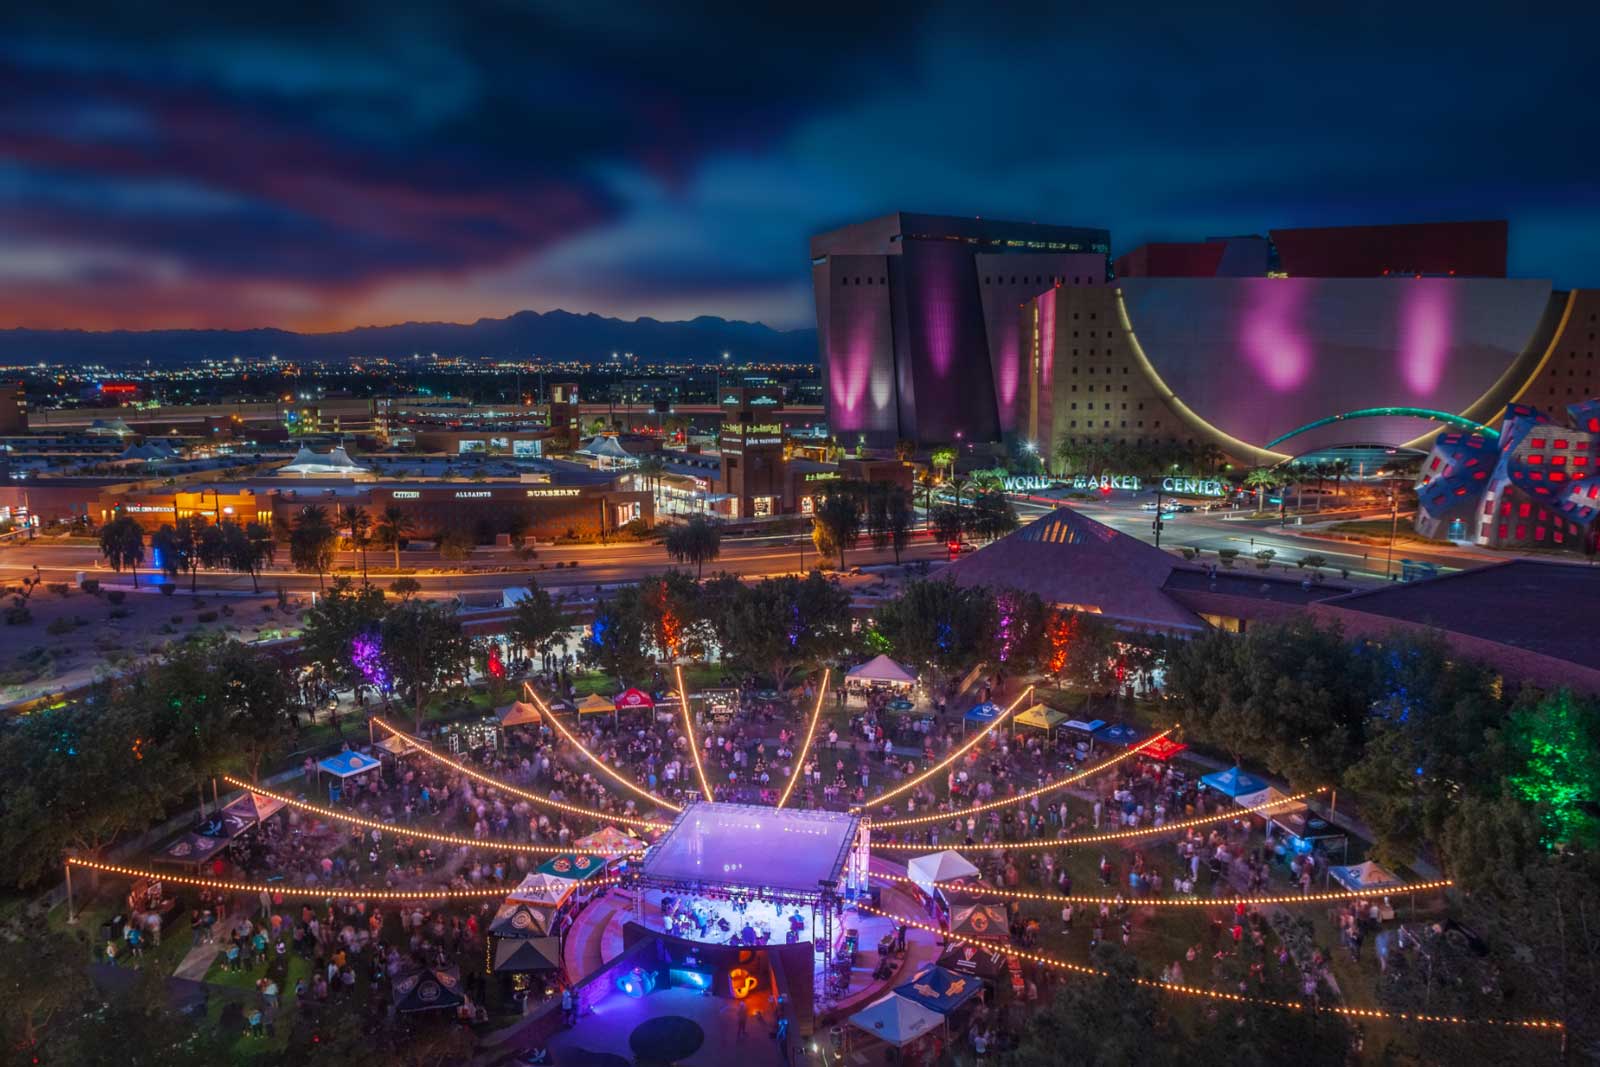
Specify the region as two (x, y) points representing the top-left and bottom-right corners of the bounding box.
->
(2, 3), (1596, 333)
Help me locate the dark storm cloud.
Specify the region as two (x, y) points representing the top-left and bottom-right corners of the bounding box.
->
(0, 1), (1596, 330)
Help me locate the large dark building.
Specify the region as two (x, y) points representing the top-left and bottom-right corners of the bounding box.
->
(1268, 219), (1507, 278)
(812, 213), (1109, 448)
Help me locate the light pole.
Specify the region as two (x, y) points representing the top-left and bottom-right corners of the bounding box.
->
(1385, 483), (1399, 580)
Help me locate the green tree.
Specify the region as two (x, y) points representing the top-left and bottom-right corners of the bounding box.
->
(930, 503), (967, 546)
(1244, 466), (1280, 509)
(240, 520), (276, 592)
(884, 484), (914, 562)
(149, 523), (182, 584)
(290, 504), (337, 589)
(300, 577), (390, 696)
(509, 577), (568, 662)
(579, 584), (653, 684)
(389, 576), (422, 599)
(664, 513), (722, 579)
(874, 577), (996, 686)
(968, 490), (1019, 542)
(373, 504), (412, 571)
(710, 572), (853, 692)
(436, 527), (475, 562)
(0, 916), (94, 1060)
(1006, 946), (1182, 1066)
(382, 597), (472, 731)
(341, 504), (372, 584)
(97, 515), (145, 587)
(811, 486), (863, 569)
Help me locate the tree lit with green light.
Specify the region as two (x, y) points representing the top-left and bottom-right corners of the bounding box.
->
(1507, 691), (1600, 848)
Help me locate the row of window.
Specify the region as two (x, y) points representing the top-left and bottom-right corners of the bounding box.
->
(985, 275), (1101, 286)
(1071, 399), (1142, 409)
(1066, 420), (1162, 430)
(838, 276), (886, 286)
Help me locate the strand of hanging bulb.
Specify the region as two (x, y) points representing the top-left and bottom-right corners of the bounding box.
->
(370, 716), (670, 830)
(219, 776), (638, 857)
(674, 665), (716, 803)
(869, 870), (1456, 908)
(777, 668), (830, 810)
(851, 685), (1035, 813)
(870, 787), (1326, 851)
(866, 725), (1177, 828)
(855, 903), (1563, 1031)
(519, 684), (684, 812)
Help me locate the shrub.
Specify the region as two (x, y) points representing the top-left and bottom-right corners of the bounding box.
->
(46, 582), (70, 597)
(106, 590), (127, 605)
(196, 610), (219, 623)
(45, 617), (75, 636)
(159, 582), (176, 597)
(109, 607), (131, 620)
(171, 615), (184, 625)
(79, 578), (100, 595)
(221, 604), (234, 617)
(4, 606), (33, 625)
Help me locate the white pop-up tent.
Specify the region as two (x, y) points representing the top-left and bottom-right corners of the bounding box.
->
(906, 850), (980, 895)
(848, 992), (943, 1047)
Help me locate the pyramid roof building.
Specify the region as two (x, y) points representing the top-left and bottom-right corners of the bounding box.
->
(944, 505), (1203, 633)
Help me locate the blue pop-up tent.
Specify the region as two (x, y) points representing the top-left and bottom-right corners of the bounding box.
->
(894, 964), (983, 1014)
(963, 703), (1000, 733)
(1200, 766), (1268, 798)
(1092, 722), (1149, 747)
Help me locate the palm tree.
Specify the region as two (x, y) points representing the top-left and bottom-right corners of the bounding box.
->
(635, 455), (667, 511)
(664, 514), (721, 579)
(290, 505), (336, 590)
(341, 504), (372, 584)
(374, 505), (412, 572)
(1197, 442), (1226, 475)
(97, 515), (146, 587)
(1328, 458), (1352, 501)
(1243, 467), (1279, 511)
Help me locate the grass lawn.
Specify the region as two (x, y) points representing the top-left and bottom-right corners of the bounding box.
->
(1325, 519), (1451, 545)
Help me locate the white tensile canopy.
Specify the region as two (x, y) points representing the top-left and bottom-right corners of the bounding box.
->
(848, 993), (943, 1046)
(906, 850), (980, 894)
(846, 654), (917, 686)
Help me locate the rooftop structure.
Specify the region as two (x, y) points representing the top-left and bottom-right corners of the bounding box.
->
(639, 801), (862, 895)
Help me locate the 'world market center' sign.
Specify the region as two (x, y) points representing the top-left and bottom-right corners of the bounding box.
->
(1069, 474), (1142, 492)
(1160, 476), (1227, 498)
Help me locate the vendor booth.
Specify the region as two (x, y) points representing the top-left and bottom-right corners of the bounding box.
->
(907, 851), (980, 896)
(574, 826), (640, 855)
(938, 942), (1010, 983)
(962, 702), (1001, 734)
(1330, 860), (1404, 893)
(507, 872), (576, 908)
(576, 693), (617, 718)
(495, 700), (542, 730)
(374, 732), (422, 759)
(845, 655), (916, 704)
(489, 901), (551, 939)
(316, 750), (381, 801)
(1013, 703), (1065, 735)
(848, 992), (944, 1052)
(1061, 718), (1106, 757)
(1140, 736), (1188, 762)
(1093, 721), (1148, 748)
(948, 900), (1009, 943)
(492, 936), (563, 975)
(614, 687), (655, 714)
(894, 963), (982, 1015)
(1200, 765), (1268, 798)
(391, 966), (465, 1014)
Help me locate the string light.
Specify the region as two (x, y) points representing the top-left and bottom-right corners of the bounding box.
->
(869, 870), (1456, 908)
(867, 727), (1176, 828)
(870, 788), (1325, 851)
(521, 684), (683, 813)
(370, 716), (670, 830)
(854, 903), (1563, 1032)
(218, 776), (636, 857)
(777, 668), (830, 810)
(66, 856), (621, 901)
(852, 686), (1034, 813)
(675, 665), (715, 804)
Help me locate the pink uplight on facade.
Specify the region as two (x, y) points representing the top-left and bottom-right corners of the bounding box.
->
(1400, 280), (1453, 394)
(1240, 280), (1312, 392)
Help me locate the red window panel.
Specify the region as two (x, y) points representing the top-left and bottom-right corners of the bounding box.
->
(1519, 502), (1532, 517)
(1474, 470), (1488, 479)
(1526, 454), (1543, 464)
(1555, 439), (1570, 448)
(1587, 418), (1599, 432)
(1484, 500), (1495, 515)
(1516, 524), (1527, 539)
(1498, 524), (1508, 539)
(1539, 509), (1549, 521)
(1531, 438), (1546, 448)
(1502, 500), (1514, 515)
(1535, 526), (1546, 541)
(1590, 485), (1600, 499)
(1556, 532), (1565, 544)
(1553, 455), (1567, 465)
(1576, 456), (1589, 466)
(1429, 457), (1441, 470)
(1578, 441), (1591, 450)
(1551, 472), (1567, 482)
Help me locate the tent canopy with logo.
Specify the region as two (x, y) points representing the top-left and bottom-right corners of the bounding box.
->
(495, 701), (542, 728)
(1329, 861), (1404, 892)
(1013, 704), (1066, 733)
(1201, 766), (1268, 798)
(151, 831), (229, 867)
(1140, 737), (1188, 762)
(391, 966), (465, 1013)
(507, 872), (576, 908)
(962, 703), (1000, 733)
(536, 853), (607, 881)
(906, 851), (979, 895)
(488, 901), (551, 939)
(847, 992), (943, 1047)
(1093, 722), (1148, 747)
(937, 943), (1010, 982)
(493, 936), (563, 974)
(576, 693), (616, 716)
(893, 964), (982, 1014)
(318, 751), (381, 779)
(947, 900), (1009, 941)
(221, 791), (286, 826)
(614, 687), (655, 711)
(374, 733), (422, 758)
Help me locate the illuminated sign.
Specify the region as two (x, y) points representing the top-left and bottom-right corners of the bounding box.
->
(1002, 476), (1056, 492)
(121, 504), (172, 513)
(454, 490), (492, 499)
(391, 490), (420, 499)
(724, 423), (782, 436)
(1161, 476), (1227, 497)
(749, 396), (779, 405)
(525, 488), (581, 498)
(1069, 474), (1142, 491)
(804, 471), (840, 482)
